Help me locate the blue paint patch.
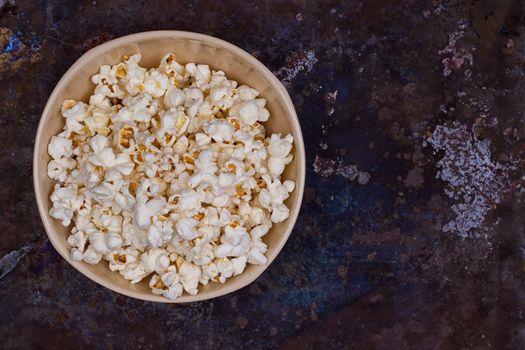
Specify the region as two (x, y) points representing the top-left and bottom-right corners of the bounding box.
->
(4, 34), (21, 53)
(29, 35), (41, 51)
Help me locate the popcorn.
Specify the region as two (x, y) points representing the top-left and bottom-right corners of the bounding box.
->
(46, 52), (296, 300)
(192, 242), (214, 266)
(83, 247), (102, 264)
(164, 87), (186, 109)
(88, 230), (123, 255)
(121, 262), (148, 283)
(247, 247), (267, 265)
(159, 109), (189, 137)
(117, 125), (135, 151)
(205, 120), (235, 143)
(48, 136), (73, 160)
(194, 64), (211, 89)
(188, 149), (218, 188)
(147, 219), (174, 248)
(238, 100), (269, 125)
(237, 85), (259, 100)
(134, 195), (166, 229)
(91, 65), (118, 85)
(49, 184), (83, 226)
(232, 255), (247, 275)
(271, 203), (290, 223)
(250, 224), (270, 238)
(107, 247), (138, 272)
(216, 258), (235, 283)
(88, 135), (134, 175)
(121, 54), (147, 96)
(68, 230), (88, 261)
(184, 88), (204, 118)
(179, 262), (201, 295)
(61, 101), (89, 133)
(176, 218), (199, 240)
(141, 248), (170, 274)
(267, 133), (294, 177)
(173, 135), (189, 154)
(149, 269), (183, 300)
(223, 223), (250, 256)
(47, 157), (76, 182)
(144, 69), (169, 98)
(195, 132), (211, 146)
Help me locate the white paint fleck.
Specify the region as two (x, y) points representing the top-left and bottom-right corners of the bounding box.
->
(313, 155), (370, 184)
(427, 122), (511, 237)
(275, 50), (318, 88)
(439, 20), (473, 77)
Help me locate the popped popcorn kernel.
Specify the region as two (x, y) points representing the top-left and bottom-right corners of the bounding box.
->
(46, 52), (296, 300)
(152, 277), (166, 290)
(256, 179), (267, 189)
(98, 126), (111, 136)
(116, 63), (127, 78)
(227, 163), (237, 172)
(118, 126), (134, 148)
(193, 212), (205, 221)
(183, 154), (195, 165)
(230, 119), (241, 130)
(175, 255), (185, 270)
(129, 181), (138, 196)
(114, 253), (127, 263)
(229, 220), (240, 228)
(62, 99), (76, 110)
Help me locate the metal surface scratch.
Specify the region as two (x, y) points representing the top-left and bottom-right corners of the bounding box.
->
(0, 243), (33, 279)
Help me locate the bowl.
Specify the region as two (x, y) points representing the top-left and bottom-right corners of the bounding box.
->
(33, 31), (305, 302)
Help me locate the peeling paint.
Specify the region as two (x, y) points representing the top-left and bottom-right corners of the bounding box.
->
(427, 122), (512, 237)
(275, 50), (318, 88)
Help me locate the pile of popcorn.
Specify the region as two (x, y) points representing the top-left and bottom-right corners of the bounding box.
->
(46, 53), (295, 300)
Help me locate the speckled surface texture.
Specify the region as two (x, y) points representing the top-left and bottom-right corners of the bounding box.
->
(1, 0), (525, 349)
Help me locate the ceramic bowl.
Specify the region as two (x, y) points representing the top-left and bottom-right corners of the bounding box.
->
(33, 31), (305, 302)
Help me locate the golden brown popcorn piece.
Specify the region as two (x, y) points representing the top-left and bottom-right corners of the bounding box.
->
(227, 163), (237, 172)
(215, 110), (226, 119)
(193, 212), (205, 221)
(152, 138), (162, 149)
(129, 181), (138, 196)
(235, 185), (247, 198)
(113, 253), (127, 263)
(257, 179), (267, 189)
(119, 126), (134, 148)
(62, 99), (76, 110)
(230, 119), (240, 130)
(175, 256), (185, 270)
(116, 63), (127, 78)
(166, 53), (177, 64)
(152, 277), (166, 290)
(183, 154), (195, 165)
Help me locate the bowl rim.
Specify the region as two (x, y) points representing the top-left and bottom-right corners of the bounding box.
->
(33, 30), (305, 303)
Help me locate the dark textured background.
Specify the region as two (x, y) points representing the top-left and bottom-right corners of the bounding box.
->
(1, 0), (525, 349)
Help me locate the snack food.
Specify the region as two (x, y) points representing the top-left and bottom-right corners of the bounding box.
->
(46, 53), (295, 300)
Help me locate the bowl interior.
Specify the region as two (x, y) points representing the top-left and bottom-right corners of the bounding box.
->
(34, 31), (305, 302)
